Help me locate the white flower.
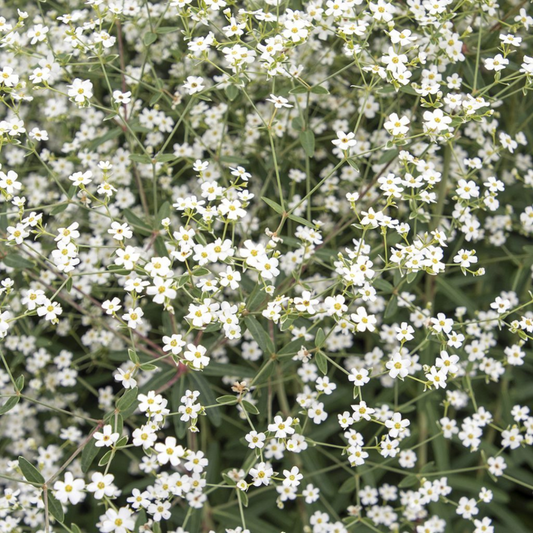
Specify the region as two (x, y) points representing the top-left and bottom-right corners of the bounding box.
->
(348, 367), (370, 387)
(385, 412), (410, 438)
(53, 472), (85, 505)
(94, 425), (120, 447)
(154, 436), (185, 465)
(351, 307), (377, 332)
(87, 472), (116, 499)
(245, 431), (266, 449)
(122, 307), (144, 329)
(456, 497), (479, 519)
(268, 415), (294, 439)
(249, 461), (274, 486)
(108, 222), (133, 240)
(183, 343), (210, 369)
(266, 94), (293, 108)
(282, 466), (303, 488)
(484, 54), (508, 72)
(384, 113), (410, 135)
(332, 131), (357, 150)
(100, 507), (135, 533)
(183, 75), (205, 95)
(68, 78), (93, 105)
(102, 297), (122, 315)
(162, 334), (186, 355)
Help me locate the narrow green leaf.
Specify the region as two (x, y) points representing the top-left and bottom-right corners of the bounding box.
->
(98, 449), (114, 467)
(398, 475), (419, 488)
(225, 84), (239, 101)
(143, 32), (157, 46)
(129, 154), (152, 164)
(15, 375), (24, 392)
(81, 437), (99, 473)
(315, 328), (326, 348)
(244, 316), (275, 356)
(372, 278), (394, 293)
(241, 400), (259, 415)
(47, 491), (64, 522)
(3, 254), (35, 270)
(18, 457), (45, 484)
(156, 201), (171, 225)
(155, 153), (176, 163)
(128, 349), (139, 364)
(384, 295), (398, 318)
(315, 351), (328, 375)
(311, 85), (329, 94)
(299, 129), (315, 158)
(188, 372), (221, 427)
(216, 395), (238, 405)
(261, 196), (284, 215)
(116, 387), (138, 412)
(123, 208), (152, 232)
(339, 476), (356, 493)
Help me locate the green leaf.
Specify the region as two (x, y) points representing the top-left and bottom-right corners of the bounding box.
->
(203, 362), (256, 378)
(18, 457), (45, 484)
(128, 349), (139, 364)
(261, 196), (284, 215)
(398, 475), (419, 488)
(15, 375), (24, 392)
(384, 295), (398, 318)
(172, 378), (188, 439)
(299, 129), (315, 158)
(311, 85), (329, 94)
(81, 437), (99, 473)
(216, 395), (238, 405)
(289, 86), (308, 94)
(315, 351), (328, 375)
(107, 264), (131, 275)
(155, 153), (176, 163)
(154, 236), (168, 257)
(287, 212), (315, 228)
(116, 387), (139, 412)
(156, 201), (171, 225)
(219, 155), (249, 165)
(3, 254), (35, 270)
(71, 524), (82, 533)
(378, 149), (399, 165)
(225, 84), (239, 101)
(47, 491), (64, 522)
(50, 203), (69, 215)
(372, 278), (394, 293)
(98, 449), (114, 467)
(241, 400), (259, 415)
(156, 26), (179, 34)
(239, 489), (249, 507)
(244, 316), (275, 356)
(115, 436), (128, 448)
(149, 92), (163, 106)
(347, 158), (359, 171)
(339, 476), (356, 493)
(315, 328), (326, 348)
(88, 127), (121, 150)
(129, 154), (152, 164)
(123, 208), (152, 235)
(143, 32), (157, 46)
(188, 372), (221, 426)
(435, 276), (476, 315)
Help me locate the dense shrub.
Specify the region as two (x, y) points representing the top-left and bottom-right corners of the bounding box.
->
(0, 0), (533, 532)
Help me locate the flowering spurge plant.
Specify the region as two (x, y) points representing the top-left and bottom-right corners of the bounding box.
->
(0, 1), (533, 533)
